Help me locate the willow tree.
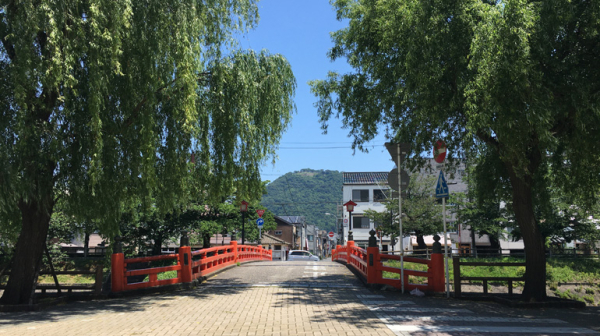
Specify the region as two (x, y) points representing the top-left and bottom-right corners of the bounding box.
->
(0, 0), (295, 304)
(310, 0), (600, 301)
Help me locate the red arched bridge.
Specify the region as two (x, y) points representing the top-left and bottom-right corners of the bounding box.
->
(110, 234), (446, 294)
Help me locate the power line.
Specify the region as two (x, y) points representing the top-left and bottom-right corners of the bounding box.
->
(278, 145), (385, 150)
(271, 202), (341, 205)
(280, 141), (355, 144)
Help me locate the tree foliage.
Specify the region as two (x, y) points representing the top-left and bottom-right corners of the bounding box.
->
(310, 0), (600, 301)
(365, 176), (442, 251)
(0, 0), (295, 304)
(118, 199), (277, 256)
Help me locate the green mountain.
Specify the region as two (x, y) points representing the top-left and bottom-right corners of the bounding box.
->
(261, 169), (343, 232)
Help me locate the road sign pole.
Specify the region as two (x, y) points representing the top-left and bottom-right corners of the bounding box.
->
(397, 144), (404, 294)
(442, 164), (450, 298)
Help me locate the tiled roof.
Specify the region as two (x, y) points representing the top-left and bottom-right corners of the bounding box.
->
(343, 172), (389, 185)
(276, 216), (306, 224)
(260, 233), (289, 245)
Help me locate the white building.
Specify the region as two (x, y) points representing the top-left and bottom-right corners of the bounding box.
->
(341, 172), (411, 251)
(342, 162), (470, 253)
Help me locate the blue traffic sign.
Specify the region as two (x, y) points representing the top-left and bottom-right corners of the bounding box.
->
(256, 218), (264, 227)
(435, 170), (449, 198)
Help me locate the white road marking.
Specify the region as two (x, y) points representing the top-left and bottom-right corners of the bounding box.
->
(369, 307), (473, 313)
(379, 315), (567, 324)
(303, 272), (327, 278)
(361, 300), (415, 305)
(306, 266), (326, 271)
(387, 325), (598, 334)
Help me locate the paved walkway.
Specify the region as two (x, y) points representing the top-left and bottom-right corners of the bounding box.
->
(0, 260), (598, 335)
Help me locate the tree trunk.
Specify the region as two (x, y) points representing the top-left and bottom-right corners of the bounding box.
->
(488, 234), (501, 256)
(203, 233), (211, 249)
(84, 230), (90, 258)
(415, 233), (427, 254)
(152, 234), (163, 256)
(470, 226), (477, 257)
(0, 199), (53, 305)
(506, 166), (547, 302)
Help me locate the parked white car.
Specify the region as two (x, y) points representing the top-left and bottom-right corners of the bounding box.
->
(287, 250), (319, 261)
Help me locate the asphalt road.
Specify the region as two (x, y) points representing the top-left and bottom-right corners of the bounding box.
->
(205, 260), (362, 287)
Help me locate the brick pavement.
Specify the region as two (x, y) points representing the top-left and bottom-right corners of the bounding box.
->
(0, 285), (394, 336)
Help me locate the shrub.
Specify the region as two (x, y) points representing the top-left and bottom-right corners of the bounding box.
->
(583, 295), (595, 304)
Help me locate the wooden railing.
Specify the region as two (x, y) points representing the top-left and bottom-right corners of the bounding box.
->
(347, 243), (368, 278)
(111, 241), (271, 292)
(453, 256), (526, 298)
(332, 238), (445, 293)
(0, 266), (104, 296)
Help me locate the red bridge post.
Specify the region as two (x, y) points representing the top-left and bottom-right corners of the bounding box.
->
(367, 229), (380, 284)
(429, 234), (445, 292)
(231, 241), (238, 263)
(347, 241), (355, 265)
(111, 236), (125, 292)
(179, 231), (192, 283)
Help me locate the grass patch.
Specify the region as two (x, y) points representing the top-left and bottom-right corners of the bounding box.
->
(455, 257), (600, 285)
(38, 274), (96, 284)
(381, 256), (600, 288)
(143, 270), (179, 282)
(383, 261), (429, 284)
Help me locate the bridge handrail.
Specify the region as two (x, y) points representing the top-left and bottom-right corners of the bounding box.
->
(331, 237), (445, 293)
(111, 240), (272, 292)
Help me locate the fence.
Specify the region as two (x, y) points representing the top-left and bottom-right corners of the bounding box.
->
(0, 266), (103, 296)
(454, 247), (600, 259)
(453, 256), (525, 298)
(111, 238), (271, 293)
(332, 231), (445, 293)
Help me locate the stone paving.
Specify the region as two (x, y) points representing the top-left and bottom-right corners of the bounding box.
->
(0, 260), (598, 335)
(0, 286), (393, 335)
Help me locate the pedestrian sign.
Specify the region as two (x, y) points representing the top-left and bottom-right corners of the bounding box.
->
(256, 218), (264, 227)
(435, 170), (449, 198)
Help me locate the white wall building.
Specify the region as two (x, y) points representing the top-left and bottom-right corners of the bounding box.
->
(342, 161), (470, 253)
(341, 172), (411, 251)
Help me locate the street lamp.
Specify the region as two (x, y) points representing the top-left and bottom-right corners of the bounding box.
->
(344, 200), (357, 242)
(240, 200), (249, 244)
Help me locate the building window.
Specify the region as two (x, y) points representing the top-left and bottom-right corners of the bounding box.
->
(275, 230), (282, 235)
(447, 221), (457, 233)
(308, 235), (314, 242)
(352, 189), (369, 202)
(352, 216), (371, 229)
(373, 189), (387, 202)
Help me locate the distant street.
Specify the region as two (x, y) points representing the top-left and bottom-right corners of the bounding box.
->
(0, 261), (598, 335)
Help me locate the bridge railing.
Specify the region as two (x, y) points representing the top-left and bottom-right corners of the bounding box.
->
(332, 232), (445, 293)
(111, 238), (272, 293)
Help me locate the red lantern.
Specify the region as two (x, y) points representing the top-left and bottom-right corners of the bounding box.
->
(344, 200), (357, 213)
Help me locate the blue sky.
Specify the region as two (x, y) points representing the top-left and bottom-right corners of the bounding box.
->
(238, 0), (395, 182)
